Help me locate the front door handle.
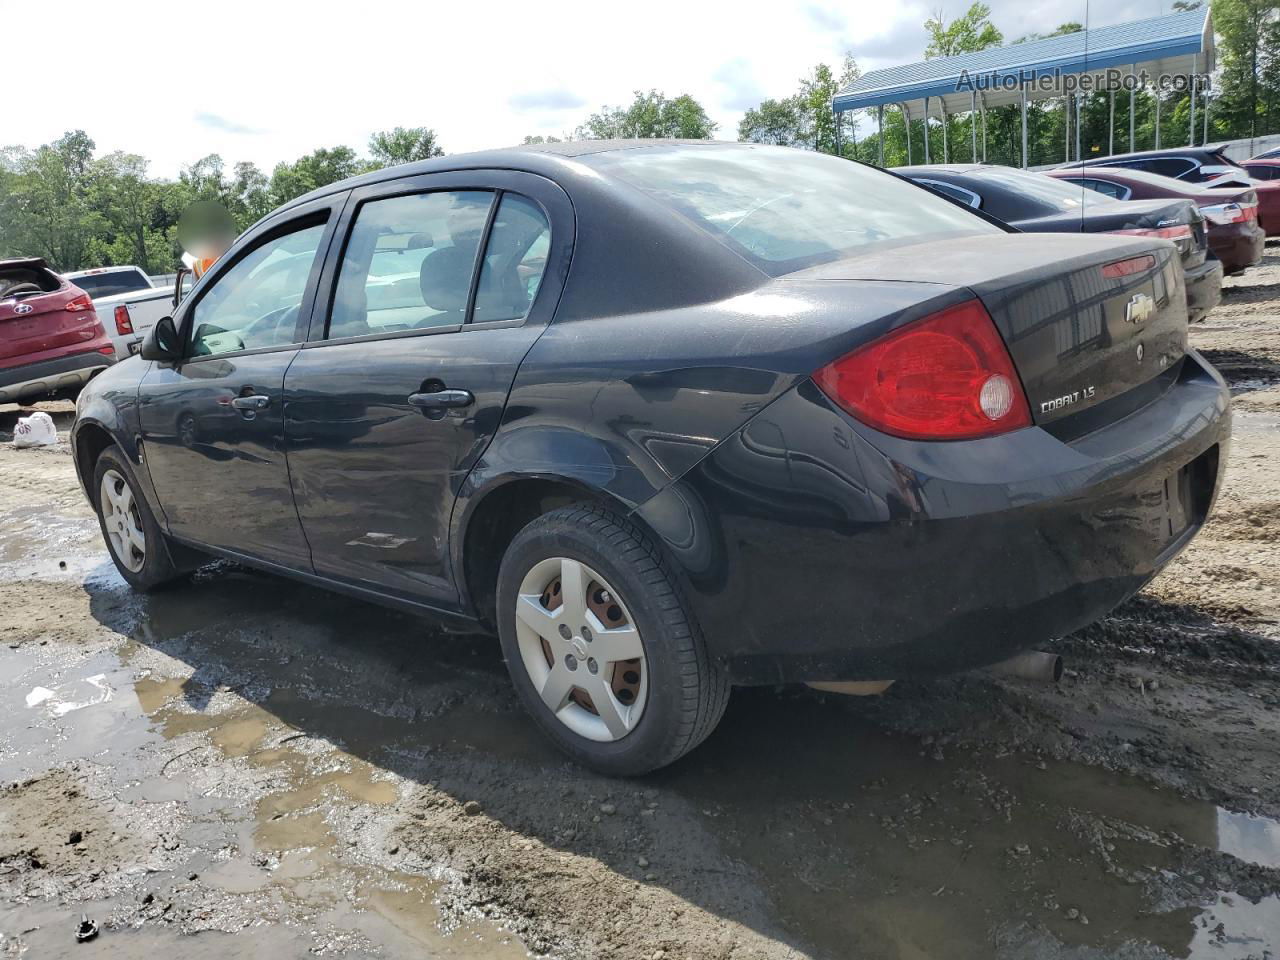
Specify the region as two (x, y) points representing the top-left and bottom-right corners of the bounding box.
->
(408, 389), (474, 409)
(231, 395), (271, 411)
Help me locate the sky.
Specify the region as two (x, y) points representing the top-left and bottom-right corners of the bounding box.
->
(6, 0), (1178, 178)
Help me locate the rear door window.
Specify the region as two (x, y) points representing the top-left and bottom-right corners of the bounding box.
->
(1080, 178), (1127, 200)
(327, 191), (493, 339)
(472, 195), (551, 324)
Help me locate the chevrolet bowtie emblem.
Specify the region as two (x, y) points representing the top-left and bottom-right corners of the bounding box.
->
(1126, 292), (1154, 325)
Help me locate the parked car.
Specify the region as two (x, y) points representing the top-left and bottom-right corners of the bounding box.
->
(1046, 167), (1265, 274)
(63, 265), (176, 357)
(1065, 147), (1280, 235)
(1243, 157), (1280, 182)
(0, 258), (115, 405)
(71, 143), (1229, 774)
(895, 164), (1222, 322)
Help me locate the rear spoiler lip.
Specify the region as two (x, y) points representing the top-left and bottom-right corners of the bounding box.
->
(0, 256), (52, 271)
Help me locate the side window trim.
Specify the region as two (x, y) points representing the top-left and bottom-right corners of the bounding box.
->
(176, 201), (343, 363)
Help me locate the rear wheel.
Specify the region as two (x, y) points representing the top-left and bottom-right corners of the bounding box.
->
(92, 447), (190, 592)
(496, 503), (729, 776)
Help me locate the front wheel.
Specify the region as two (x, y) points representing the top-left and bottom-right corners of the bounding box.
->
(496, 504), (729, 776)
(92, 446), (189, 592)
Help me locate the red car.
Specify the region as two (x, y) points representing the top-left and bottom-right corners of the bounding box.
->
(1048, 167), (1266, 274)
(1, 258), (115, 405)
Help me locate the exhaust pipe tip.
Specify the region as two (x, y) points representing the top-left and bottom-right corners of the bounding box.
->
(986, 651), (1063, 683)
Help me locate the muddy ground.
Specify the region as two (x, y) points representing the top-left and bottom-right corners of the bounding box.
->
(4, 256), (1280, 960)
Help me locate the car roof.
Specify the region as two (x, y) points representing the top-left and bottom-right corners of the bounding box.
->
(1246, 157), (1280, 165)
(270, 139), (724, 220)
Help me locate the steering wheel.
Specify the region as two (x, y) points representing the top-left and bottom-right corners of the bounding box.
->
(242, 303), (301, 345)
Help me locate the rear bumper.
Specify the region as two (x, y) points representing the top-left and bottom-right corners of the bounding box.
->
(1208, 223), (1266, 274)
(1184, 257), (1224, 323)
(0, 350), (114, 404)
(637, 354), (1231, 684)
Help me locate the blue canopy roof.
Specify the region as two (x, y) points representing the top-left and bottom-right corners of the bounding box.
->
(833, 8), (1214, 115)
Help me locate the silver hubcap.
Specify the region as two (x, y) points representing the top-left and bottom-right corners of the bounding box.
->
(514, 557), (647, 742)
(100, 469), (145, 573)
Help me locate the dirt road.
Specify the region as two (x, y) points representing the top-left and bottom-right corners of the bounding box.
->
(4, 253), (1280, 959)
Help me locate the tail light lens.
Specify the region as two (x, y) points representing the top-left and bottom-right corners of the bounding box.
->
(65, 293), (94, 312)
(1200, 202), (1246, 225)
(813, 298), (1032, 441)
(1101, 254), (1156, 279)
(1106, 224), (1193, 241)
(113, 304), (133, 335)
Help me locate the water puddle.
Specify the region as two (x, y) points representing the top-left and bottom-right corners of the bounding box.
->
(3, 562), (1280, 958)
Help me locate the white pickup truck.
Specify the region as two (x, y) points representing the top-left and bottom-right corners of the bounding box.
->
(62, 266), (175, 358)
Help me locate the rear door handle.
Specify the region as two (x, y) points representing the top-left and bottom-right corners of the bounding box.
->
(408, 389), (474, 409)
(231, 395), (271, 411)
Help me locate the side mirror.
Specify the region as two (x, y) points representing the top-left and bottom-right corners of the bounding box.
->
(140, 316), (181, 363)
(172, 266), (191, 309)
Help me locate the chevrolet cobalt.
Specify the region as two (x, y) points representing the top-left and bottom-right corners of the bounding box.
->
(72, 142), (1230, 774)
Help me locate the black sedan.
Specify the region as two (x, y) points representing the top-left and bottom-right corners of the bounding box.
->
(72, 142), (1230, 774)
(896, 164), (1224, 323)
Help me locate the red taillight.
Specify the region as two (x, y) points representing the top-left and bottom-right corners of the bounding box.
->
(113, 304), (133, 335)
(1107, 224), (1193, 241)
(813, 299), (1032, 441)
(1101, 254), (1156, 279)
(65, 293), (94, 312)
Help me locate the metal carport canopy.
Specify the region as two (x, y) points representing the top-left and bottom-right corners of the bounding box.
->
(833, 8), (1214, 117)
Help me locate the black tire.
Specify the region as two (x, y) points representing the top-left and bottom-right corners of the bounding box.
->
(496, 503), (730, 776)
(91, 446), (190, 592)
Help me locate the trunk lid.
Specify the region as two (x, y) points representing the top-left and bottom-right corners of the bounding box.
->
(789, 233), (1187, 428)
(1013, 198), (1206, 269)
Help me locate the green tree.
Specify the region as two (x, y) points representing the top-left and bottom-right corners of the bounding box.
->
(269, 146), (360, 206)
(738, 97), (805, 145)
(924, 3), (1003, 58)
(368, 127), (445, 167)
(577, 90), (717, 139)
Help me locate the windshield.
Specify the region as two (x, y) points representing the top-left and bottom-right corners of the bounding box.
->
(974, 168), (1111, 212)
(584, 145), (1000, 276)
(68, 269), (151, 299)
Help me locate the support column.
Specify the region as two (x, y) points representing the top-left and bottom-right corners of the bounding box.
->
(834, 106), (842, 156)
(1189, 55), (1197, 146)
(1065, 94), (1071, 163)
(923, 96), (931, 163)
(1109, 90), (1115, 155)
(1204, 89), (1210, 144)
(971, 90), (978, 161)
(1020, 88), (1029, 169)
(940, 101), (949, 163)
(1130, 64), (1137, 150)
(1155, 95), (1162, 148)
(903, 103), (912, 165)
(877, 104), (884, 167)
(981, 91), (988, 161)
(1076, 94), (1083, 162)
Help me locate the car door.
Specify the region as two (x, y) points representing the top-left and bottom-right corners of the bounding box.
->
(284, 171), (572, 607)
(137, 198), (344, 565)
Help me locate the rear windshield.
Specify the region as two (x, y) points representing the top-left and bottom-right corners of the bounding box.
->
(68, 269), (150, 299)
(0, 266), (59, 298)
(584, 145), (1001, 275)
(972, 168), (1111, 213)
